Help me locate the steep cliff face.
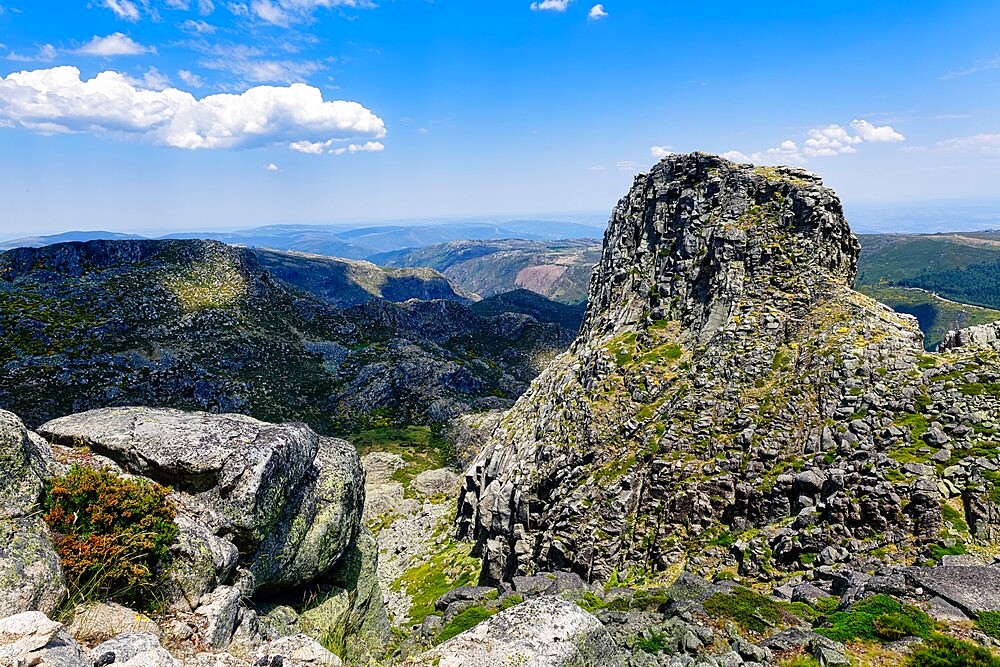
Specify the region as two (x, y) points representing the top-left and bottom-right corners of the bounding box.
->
(457, 153), (1000, 584)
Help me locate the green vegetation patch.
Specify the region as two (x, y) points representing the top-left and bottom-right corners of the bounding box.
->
(908, 633), (1000, 667)
(394, 539), (481, 625)
(703, 587), (785, 633)
(351, 425), (455, 495)
(977, 612), (1000, 640)
(813, 594), (933, 643)
(435, 605), (492, 644)
(43, 464), (179, 614)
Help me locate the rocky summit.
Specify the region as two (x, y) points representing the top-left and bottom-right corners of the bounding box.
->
(457, 152), (1000, 584)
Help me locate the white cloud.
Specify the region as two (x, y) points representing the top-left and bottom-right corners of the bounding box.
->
(942, 55), (1000, 80)
(850, 119), (905, 143)
(265, 162), (279, 171)
(76, 33), (155, 57)
(937, 134), (1000, 155)
(802, 124), (860, 157)
(616, 160), (638, 171)
(588, 164), (605, 171)
(6, 43), (57, 63)
(177, 69), (205, 87)
(726, 119), (906, 165)
(531, 0), (571, 11)
(588, 4), (607, 19)
(650, 145), (671, 159)
(180, 19), (217, 33)
(721, 150), (752, 163)
(103, 0), (141, 21)
(199, 0), (215, 14)
(0, 66), (386, 152)
(217, 58), (320, 83)
(290, 138), (383, 154)
(249, 0), (376, 25)
(123, 67), (171, 90)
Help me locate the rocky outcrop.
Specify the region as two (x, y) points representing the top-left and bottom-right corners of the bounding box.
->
(409, 596), (622, 667)
(32, 406), (388, 661)
(38, 407), (363, 596)
(0, 411), (66, 617)
(457, 153), (1000, 585)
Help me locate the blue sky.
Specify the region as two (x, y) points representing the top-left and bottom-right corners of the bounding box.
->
(0, 0), (999, 237)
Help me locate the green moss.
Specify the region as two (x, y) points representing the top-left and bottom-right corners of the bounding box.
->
(929, 542), (968, 563)
(703, 587), (784, 633)
(941, 503), (970, 534)
(814, 594), (933, 643)
(576, 592), (606, 613)
(498, 594), (524, 611)
(435, 605), (492, 644)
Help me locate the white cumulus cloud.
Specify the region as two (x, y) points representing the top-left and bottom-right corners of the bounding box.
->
(850, 119), (905, 143)
(725, 119), (905, 164)
(650, 145), (671, 159)
(179, 19), (216, 33)
(265, 162), (279, 171)
(76, 33), (155, 56)
(588, 4), (607, 19)
(0, 66), (386, 153)
(531, 0), (571, 11)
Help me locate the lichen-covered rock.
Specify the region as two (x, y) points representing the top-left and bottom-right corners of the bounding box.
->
(67, 602), (162, 645)
(408, 596), (622, 666)
(91, 632), (179, 666)
(0, 611), (89, 667)
(256, 634), (343, 667)
(457, 153), (1000, 585)
(38, 407), (363, 595)
(0, 411), (66, 616)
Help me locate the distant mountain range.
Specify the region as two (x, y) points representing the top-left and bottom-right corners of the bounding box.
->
(0, 219), (606, 259)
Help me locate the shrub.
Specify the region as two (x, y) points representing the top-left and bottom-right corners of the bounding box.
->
(977, 612), (1000, 640)
(908, 633), (1000, 667)
(43, 465), (179, 613)
(436, 606), (492, 644)
(814, 594), (932, 644)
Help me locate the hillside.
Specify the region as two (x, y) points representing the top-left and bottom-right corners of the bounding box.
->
(457, 153), (1000, 587)
(251, 248), (476, 308)
(374, 238), (602, 304)
(855, 233), (1000, 347)
(0, 239), (573, 432)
